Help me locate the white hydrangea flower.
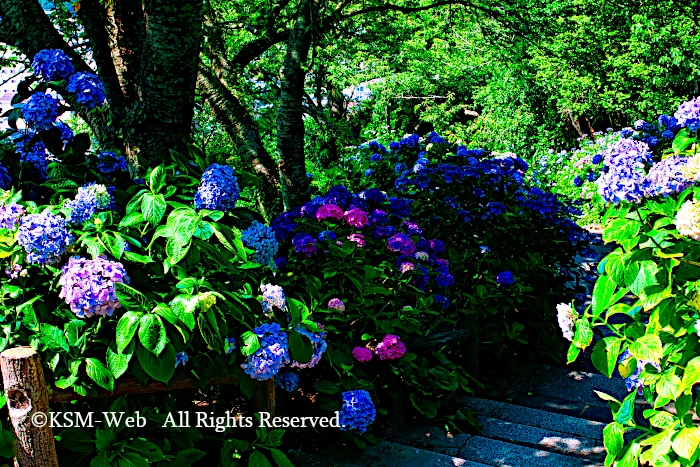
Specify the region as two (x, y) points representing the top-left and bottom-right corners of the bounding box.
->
(556, 303), (576, 341)
(675, 199), (700, 241)
(695, 319), (700, 337)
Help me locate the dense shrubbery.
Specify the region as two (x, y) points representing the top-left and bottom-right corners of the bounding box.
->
(562, 97), (700, 466)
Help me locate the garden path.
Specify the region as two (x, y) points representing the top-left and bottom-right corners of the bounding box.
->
(288, 237), (626, 467)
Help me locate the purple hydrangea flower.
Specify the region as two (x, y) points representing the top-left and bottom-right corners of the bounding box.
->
(0, 204), (25, 230)
(291, 233), (317, 257)
(642, 156), (691, 198)
(22, 93), (59, 130)
(242, 221), (279, 266)
(58, 255), (129, 318)
(375, 334), (406, 360)
(241, 323), (290, 380)
(290, 326), (327, 369)
(402, 220), (422, 236)
(429, 239), (445, 253)
(97, 151), (128, 174)
(339, 390), (376, 433)
(596, 138), (652, 204)
(352, 347), (372, 362)
(274, 371), (299, 392)
(316, 203), (344, 221)
(328, 298), (345, 311)
(261, 284), (286, 317)
(66, 72), (106, 109)
(195, 164), (240, 211)
(273, 257), (287, 269)
(18, 212), (74, 264)
(344, 208), (369, 228)
(388, 233), (416, 255)
(31, 49), (75, 81)
(436, 272), (455, 288)
(674, 97), (700, 132)
(271, 212), (297, 241)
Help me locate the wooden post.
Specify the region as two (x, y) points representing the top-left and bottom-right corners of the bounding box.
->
(252, 378), (276, 416)
(0, 347), (59, 467)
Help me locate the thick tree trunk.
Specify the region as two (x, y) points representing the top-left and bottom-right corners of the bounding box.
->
(276, 0), (313, 211)
(197, 65), (281, 216)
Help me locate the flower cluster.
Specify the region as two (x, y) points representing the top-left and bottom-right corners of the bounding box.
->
(674, 96), (700, 132)
(31, 49), (75, 81)
(194, 164), (240, 211)
(339, 390), (376, 434)
(96, 152), (129, 174)
(18, 212), (74, 264)
(274, 371), (299, 392)
(596, 138), (652, 204)
(260, 284), (286, 317)
(242, 221), (279, 266)
(556, 303), (576, 341)
(641, 156), (691, 198)
(65, 183), (112, 225)
(328, 298), (345, 311)
(375, 334), (406, 360)
(352, 347), (373, 362)
(675, 199), (700, 241)
(0, 204), (25, 230)
(290, 326), (327, 369)
(22, 93), (59, 130)
(496, 271), (515, 286)
(241, 323), (290, 380)
(66, 72), (106, 110)
(291, 233), (317, 257)
(617, 350), (661, 394)
(58, 256), (129, 318)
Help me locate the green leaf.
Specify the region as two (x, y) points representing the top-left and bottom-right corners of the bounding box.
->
(142, 192), (167, 225)
(95, 428), (116, 451)
(249, 451), (272, 467)
(592, 337), (621, 378)
(673, 129), (697, 153)
(603, 218), (641, 243)
(629, 334), (663, 364)
(197, 308), (223, 351)
(566, 344), (581, 364)
(166, 239), (191, 265)
(135, 343), (176, 384)
(85, 358), (115, 392)
(656, 372), (682, 400)
(107, 339), (133, 380)
(572, 318), (593, 350)
(241, 331), (260, 356)
(289, 329), (314, 365)
(138, 314), (167, 356)
(101, 232), (125, 260)
(114, 283), (150, 313)
(153, 303), (178, 325)
(592, 274), (617, 316)
(269, 449), (294, 467)
(116, 311), (142, 353)
(118, 212), (144, 229)
(124, 251), (153, 264)
(64, 320), (86, 347)
(603, 422), (625, 459)
(313, 380), (342, 394)
(614, 392), (636, 424)
(39, 323), (69, 352)
(680, 356), (700, 393)
(149, 165), (166, 194)
(671, 428), (700, 459)
(118, 452), (150, 467)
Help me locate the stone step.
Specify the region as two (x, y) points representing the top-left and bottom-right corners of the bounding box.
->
(478, 416), (605, 461)
(462, 397), (606, 440)
(287, 441), (491, 467)
(459, 436), (604, 467)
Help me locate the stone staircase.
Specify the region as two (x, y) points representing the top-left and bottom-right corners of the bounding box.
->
(288, 361), (630, 467)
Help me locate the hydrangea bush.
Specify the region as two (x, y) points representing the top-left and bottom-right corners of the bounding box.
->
(562, 97), (700, 466)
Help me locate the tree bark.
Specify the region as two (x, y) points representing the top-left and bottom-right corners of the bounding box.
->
(276, 0), (314, 211)
(0, 347), (59, 467)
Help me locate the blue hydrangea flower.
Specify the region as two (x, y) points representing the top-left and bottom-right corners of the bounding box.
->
(496, 271), (515, 286)
(339, 390), (376, 434)
(642, 156), (690, 198)
(261, 284), (286, 317)
(389, 142), (400, 151)
(573, 176), (583, 187)
(434, 294), (449, 309)
(58, 255), (129, 318)
(275, 371), (299, 392)
(65, 183), (112, 225)
(591, 153), (603, 164)
(241, 323), (290, 381)
(18, 212), (74, 264)
(0, 204), (25, 230)
(395, 162), (408, 174)
(22, 93), (59, 130)
(400, 134), (420, 148)
(15, 134), (49, 180)
(274, 257), (287, 269)
(290, 326), (327, 369)
(324, 185), (352, 209)
(242, 221), (279, 266)
(370, 153), (382, 162)
(661, 130), (674, 139)
(436, 272), (455, 288)
(195, 164), (240, 211)
(360, 188), (386, 205)
(32, 49), (75, 81)
(226, 337), (236, 354)
(97, 151), (128, 174)
(56, 122), (74, 142)
(596, 138), (652, 204)
(318, 230), (337, 242)
(388, 197), (412, 217)
(270, 212), (297, 241)
(0, 163), (11, 189)
(427, 131), (445, 144)
(364, 168), (374, 177)
(674, 97), (700, 132)
(66, 72), (106, 109)
(176, 352), (189, 367)
(291, 233), (317, 257)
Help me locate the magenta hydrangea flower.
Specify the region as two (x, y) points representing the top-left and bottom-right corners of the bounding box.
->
(58, 256), (129, 318)
(352, 347), (373, 362)
(316, 204), (344, 221)
(328, 298), (345, 311)
(347, 233), (366, 247)
(375, 334), (406, 360)
(387, 233), (416, 255)
(344, 208), (369, 228)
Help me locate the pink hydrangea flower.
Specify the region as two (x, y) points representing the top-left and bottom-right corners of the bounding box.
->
(316, 204), (344, 221)
(375, 334), (406, 360)
(347, 233), (366, 247)
(352, 347), (373, 362)
(328, 298), (345, 311)
(344, 208), (369, 228)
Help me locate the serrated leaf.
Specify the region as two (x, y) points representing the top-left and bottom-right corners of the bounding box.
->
(149, 165), (166, 194)
(141, 192), (166, 225)
(603, 422), (624, 458)
(592, 337), (621, 378)
(671, 428), (700, 459)
(138, 314), (167, 355)
(107, 340), (133, 380)
(248, 451), (272, 467)
(114, 283), (149, 313)
(116, 311), (142, 353)
(629, 334), (663, 364)
(656, 372), (682, 400)
(680, 356), (700, 393)
(135, 343), (175, 384)
(85, 358), (114, 392)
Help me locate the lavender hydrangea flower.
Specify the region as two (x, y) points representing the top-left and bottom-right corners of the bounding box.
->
(65, 183), (112, 225)
(291, 233), (317, 257)
(352, 347), (372, 362)
(496, 271), (515, 286)
(241, 323), (290, 380)
(618, 350), (661, 394)
(274, 371), (299, 392)
(66, 72), (106, 109)
(0, 204), (25, 230)
(642, 156), (691, 198)
(674, 96), (700, 132)
(261, 284), (286, 317)
(339, 390), (376, 433)
(58, 256), (129, 318)
(387, 233), (416, 255)
(242, 221), (279, 266)
(290, 326), (327, 369)
(375, 334), (406, 360)
(31, 49), (75, 81)
(22, 93), (59, 130)
(556, 303), (576, 341)
(195, 164), (240, 211)
(175, 352), (189, 367)
(328, 298), (345, 311)
(97, 151), (128, 174)
(18, 212), (74, 264)
(596, 138), (652, 204)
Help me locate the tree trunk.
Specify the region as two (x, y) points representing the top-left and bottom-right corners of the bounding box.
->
(0, 347), (58, 467)
(276, 0), (314, 211)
